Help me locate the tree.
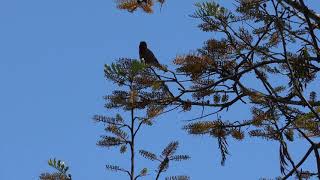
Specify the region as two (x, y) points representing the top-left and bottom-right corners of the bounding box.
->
(94, 59), (189, 180)
(41, 0), (320, 179)
(114, 0), (320, 179)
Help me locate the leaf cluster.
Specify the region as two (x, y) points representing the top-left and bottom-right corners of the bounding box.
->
(116, 0), (165, 13)
(184, 120), (244, 165)
(40, 158), (72, 180)
(139, 141), (190, 180)
(104, 59), (171, 111)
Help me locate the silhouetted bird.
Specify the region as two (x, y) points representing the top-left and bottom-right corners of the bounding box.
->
(139, 41), (172, 97)
(139, 41), (163, 68)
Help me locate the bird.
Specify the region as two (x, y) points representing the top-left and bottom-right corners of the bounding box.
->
(138, 41), (172, 97)
(139, 41), (166, 71)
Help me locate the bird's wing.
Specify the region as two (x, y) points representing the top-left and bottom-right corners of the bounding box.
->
(146, 49), (160, 66)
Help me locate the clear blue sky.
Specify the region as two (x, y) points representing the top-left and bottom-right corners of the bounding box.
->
(0, 0), (318, 179)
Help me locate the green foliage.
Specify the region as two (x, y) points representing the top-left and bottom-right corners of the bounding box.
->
(40, 1), (320, 179)
(140, 168), (148, 176)
(165, 176), (190, 180)
(213, 93), (221, 103)
(40, 158), (72, 180)
(184, 119), (247, 165)
(96, 59), (171, 158)
(139, 141), (190, 179)
(120, 145), (127, 153)
(107, 0), (320, 178)
(47, 159), (70, 175)
(221, 93), (229, 102)
(284, 129), (294, 142)
(139, 150), (158, 161)
(116, 0), (165, 13)
(310, 91), (317, 102)
(37, 0), (320, 179)
(97, 136), (124, 147)
(106, 165), (126, 172)
(96, 58), (190, 180)
(103, 58), (170, 111)
(193, 2), (232, 31)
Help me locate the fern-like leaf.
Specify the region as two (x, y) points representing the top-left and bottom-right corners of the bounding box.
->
(106, 165), (126, 172)
(139, 150), (158, 161)
(162, 141), (179, 157)
(170, 155), (190, 161)
(165, 175), (190, 180)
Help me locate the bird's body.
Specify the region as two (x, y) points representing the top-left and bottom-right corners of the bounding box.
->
(139, 41), (162, 67)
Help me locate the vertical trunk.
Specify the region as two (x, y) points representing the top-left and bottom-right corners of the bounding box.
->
(130, 107), (135, 180)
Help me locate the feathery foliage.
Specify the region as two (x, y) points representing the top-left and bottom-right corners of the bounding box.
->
(116, 0), (165, 13)
(139, 141), (190, 180)
(39, 158), (72, 180)
(40, 0), (320, 179)
(95, 59), (188, 179)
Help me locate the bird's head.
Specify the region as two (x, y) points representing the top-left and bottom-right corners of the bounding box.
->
(139, 41), (147, 49)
